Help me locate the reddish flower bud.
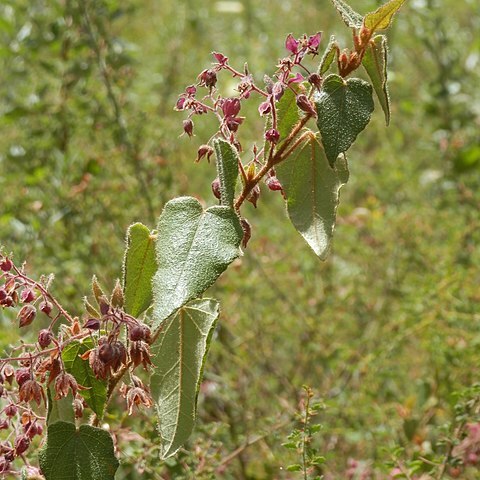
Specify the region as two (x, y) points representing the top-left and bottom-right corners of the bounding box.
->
(38, 329), (52, 349)
(73, 398), (84, 419)
(183, 118), (194, 137)
(0, 289), (7, 302)
(20, 289), (35, 303)
(288, 72), (305, 85)
(175, 97), (186, 111)
(308, 32), (322, 50)
(15, 368), (31, 387)
(1, 296), (13, 307)
(83, 318), (101, 331)
(129, 324), (151, 342)
(39, 300), (53, 316)
(14, 435), (30, 455)
(98, 343), (115, 364)
(285, 33), (299, 54)
(211, 178), (221, 200)
(266, 176), (283, 191)
(222, 98), (241, 118)
(265, 128), (280, 144)
(198, 69), (217, 88)
(196, 145), (214, 163)
(272, 82), (285, 101)
(296, 94), (317, 117)
(4, 404), (17, 418)
(17, 304), (36, 328)
(0, 258), (13, 272)
(308, 73), (322, 90)
(240, 218), (252, 248)
(247, 185), (260, 208)
(258, 101), (272, 116)
(185, 84), (197, 95)
(212, 51), (228, 65)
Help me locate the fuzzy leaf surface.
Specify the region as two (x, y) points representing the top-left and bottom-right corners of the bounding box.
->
(39, 421), (118, 480)
(62, 339), (107, 417)
(123, 222), (157, 317)
(318, 35), (338, 76)
(314, 74), (374, 165)
(276, 86), (300, 145)
(152, 197), (242, 328)
(364, 0), (406, 31)
(47, 384), (74, 426)
(213, 139), (239, 207)
(151, 299), (219, 458)
(276, 136), (349, 259)
(330, 0), (363, 27)
(362, 35), (390, 125)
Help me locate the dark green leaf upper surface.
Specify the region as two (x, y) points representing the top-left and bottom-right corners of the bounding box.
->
(123, 222), (157, 317)
(152, 197), (242, 329)
(330, 0), (363, 27)
(213, 139), (239, 207)
(39, 422), (119, 480)
(276, 136), (349, 259)
(151, 299), (219, 459)
(62, 339), (107, 417)
(47, 383), (74, 426)
(276, 87), (300, 146)
(362, 35), (390, 125)
(314, 74), (374, 165)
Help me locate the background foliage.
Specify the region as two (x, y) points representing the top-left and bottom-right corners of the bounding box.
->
(1, 0), (479, 478)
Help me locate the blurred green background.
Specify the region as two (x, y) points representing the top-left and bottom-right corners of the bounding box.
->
(1, 0), (479, 478)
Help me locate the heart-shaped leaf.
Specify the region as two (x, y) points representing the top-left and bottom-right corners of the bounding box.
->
(39, 422), (118, 480)
(276, 135), (349, 259)
(151, 299), (219, 459)
(123, 223), (157, 318)
(152, 197), (242, 329)
(314, 74), (374, 166)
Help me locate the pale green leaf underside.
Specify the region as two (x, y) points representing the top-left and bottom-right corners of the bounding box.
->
(123, 222), (157, 318)
(47, 383), (74, 426)
(213, 138), (239, 207)
(318, 35), (338, 76)
(330, 0), (363, 27)
(62, 339), (107, 417)
(150, 299), (219, 459)
(362, 35), (390, 125)
(152, 197), (242, 329)
(276, 136), (349, 259)
(364, 0), (406, 31)
(39, 421), (119, 480)
(314, 74), (374, 166)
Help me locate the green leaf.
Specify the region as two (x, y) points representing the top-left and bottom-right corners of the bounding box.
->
(276, 86), (300, 146)
(364, 0), (406, 31)
(318, 35), (339, 76)
(39, 422), (119, 480)
(362, 34), (390, 125)
(123, 222), (157, 317)
(150, 299), (219, 459)
(276, 136), (349, 260)
(62, 339), (107, 417)
(330, 0), (363, 27)
(152, 197), (242, 329)
(286, 464), (303, 472)
(314, 74), (374, 165)
(47, 383), (74, 426)
(213, 139), (239, 207)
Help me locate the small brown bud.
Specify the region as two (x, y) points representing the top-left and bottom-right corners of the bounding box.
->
(40, 300), (53, 316)
(110, 279), (124, 308)
(84, 318), (101, 331)
(20, 289), (35, 303)
(196, 145), (214, 163)
(0, 258), (13, 272)
(247, 185), (261, 208)
(73, 398), (84, 419)
(129, 324), (151, 342)
(211, 178), (221, 200)
(14, 435), (30, 455)
(4, 404), (17, 418)
(15, 368), (31, 387)
(38, 329), (52, 349)
(296, 94), (317, 118)
(240, 218), (252, 248)
(18, 304), (36, 328)
(183, 118), (194, 137)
